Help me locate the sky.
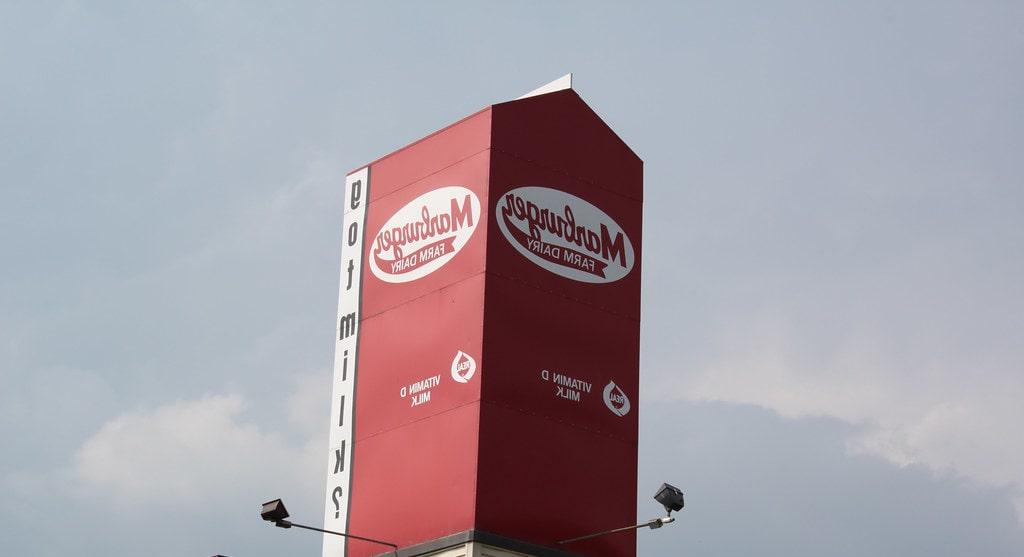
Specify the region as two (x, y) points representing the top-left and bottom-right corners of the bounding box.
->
(1, 1), (1022, 556)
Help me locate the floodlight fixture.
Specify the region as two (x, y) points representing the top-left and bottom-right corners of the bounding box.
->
(259, 497), (399, 555)
(261, 498), (290, 526)
(654, 483), (684, 516)
(556, 481), (684, 546)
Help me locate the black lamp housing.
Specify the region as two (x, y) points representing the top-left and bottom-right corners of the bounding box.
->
(654, 483), (684, 515)
(261, 499), (290, 523)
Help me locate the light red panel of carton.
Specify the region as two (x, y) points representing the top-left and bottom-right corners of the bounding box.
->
(367, 108), (492, 204)
(359, 149), (491, 319)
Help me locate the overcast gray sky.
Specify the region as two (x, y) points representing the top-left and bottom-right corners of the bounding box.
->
(2, 2), (1022, 556)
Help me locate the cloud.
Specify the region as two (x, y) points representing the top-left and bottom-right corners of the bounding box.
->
(285, 371), (332, 438)
(74, 394), (318, 508)
(638, 400), (1024, 557)
(4, 383), (329, 557)
(649, 307), (1024, 519)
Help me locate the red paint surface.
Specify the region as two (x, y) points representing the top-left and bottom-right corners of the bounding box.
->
(359, 149), (491, 319)
(491, 91), (643, 202)
(365, 108), (492, 204)
(486, 150), (642, 320)
(344, 89), (641, 557)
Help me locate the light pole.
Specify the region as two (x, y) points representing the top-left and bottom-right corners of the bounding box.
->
(556, 482), (684, 546)
(260, 498), (399, 555)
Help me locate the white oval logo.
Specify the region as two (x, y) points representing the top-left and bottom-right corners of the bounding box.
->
(451, 350), (477, 383)
(370, 186), (481, 283)
(603, 381), (631, 417)
(495, 186), (634, 283)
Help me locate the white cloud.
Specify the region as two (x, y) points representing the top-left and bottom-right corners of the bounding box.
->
(285, 371), (331, 438)
(74, 394), (319, 509)
(651, 310), (1024, 519)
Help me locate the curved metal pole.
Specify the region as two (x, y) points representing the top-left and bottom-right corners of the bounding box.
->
(276, 520), (399, 555)
(556, 516), (675, 545)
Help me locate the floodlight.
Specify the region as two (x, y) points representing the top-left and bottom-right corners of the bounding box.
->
(557, 481), (683, 545)
(260, 497), (398, 554)
(654, 483), (684, 515)
(261, 499), (290, 523)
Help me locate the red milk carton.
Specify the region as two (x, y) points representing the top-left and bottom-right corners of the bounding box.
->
(324, 83), (642, 557)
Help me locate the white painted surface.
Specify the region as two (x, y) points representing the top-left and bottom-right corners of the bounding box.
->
(323, 167), (370, 557)
(369, 186), (481, 283)
(516, 73), (572, 100)
(496, 186), (636, 283)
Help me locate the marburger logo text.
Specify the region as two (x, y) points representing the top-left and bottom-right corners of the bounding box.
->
(498, 187), (633, 282)
(369, 186), (480, 283)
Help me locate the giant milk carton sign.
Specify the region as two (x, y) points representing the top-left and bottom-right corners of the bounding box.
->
(324, 88), (642, 557)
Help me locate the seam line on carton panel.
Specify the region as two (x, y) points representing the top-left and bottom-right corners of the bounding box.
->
(348, 107), (492, 175)
(490, 147), (643, 203)
(359, 269), (488, 322)
(485, 270), (641, 322)
(478, 399), (638, 445)
(494, 90), (644, 162)
(367, 146), (492, 204)
(353, 399), (483, 443)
